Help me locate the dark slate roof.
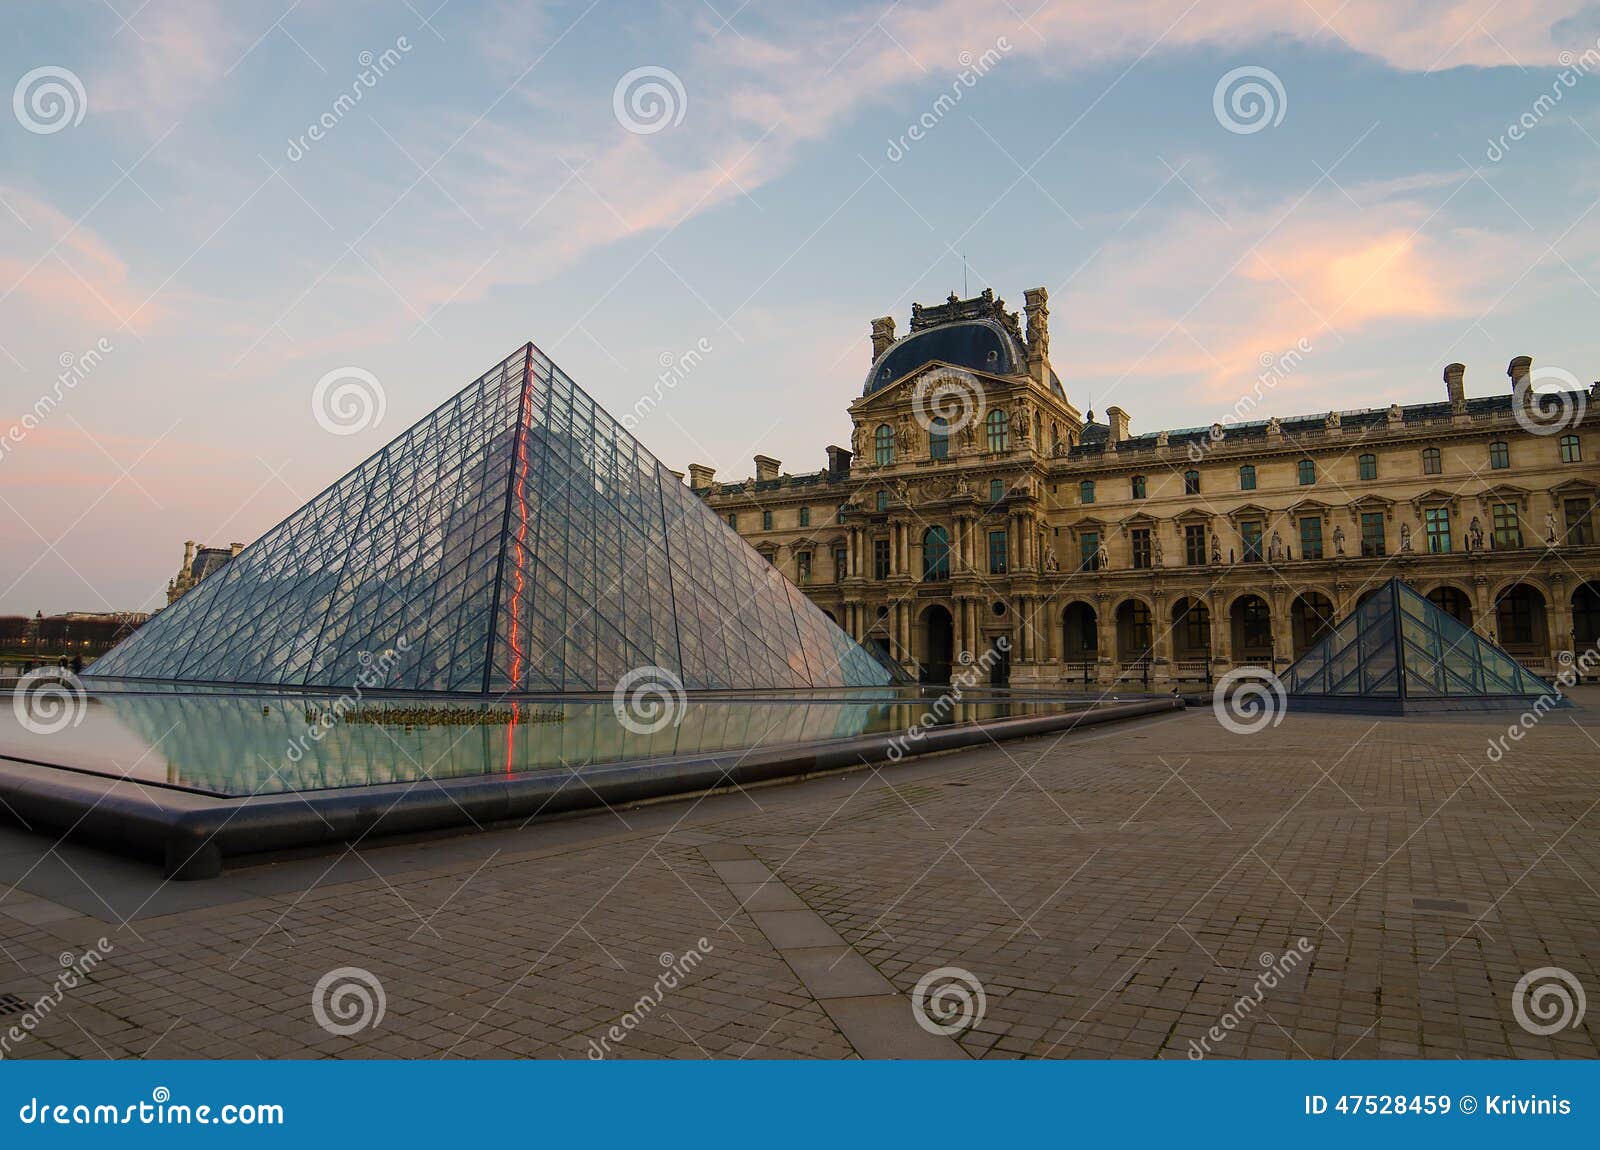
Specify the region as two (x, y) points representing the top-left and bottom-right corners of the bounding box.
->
(863, 319), (1023, 395)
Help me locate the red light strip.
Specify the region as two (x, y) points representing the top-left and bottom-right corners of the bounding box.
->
(505, 371), (534, 773)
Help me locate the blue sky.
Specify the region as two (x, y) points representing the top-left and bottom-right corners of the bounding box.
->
(4, 0), (1600, 614)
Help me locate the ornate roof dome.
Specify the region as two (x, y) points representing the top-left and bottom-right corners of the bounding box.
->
(863, 317), (1023, 395)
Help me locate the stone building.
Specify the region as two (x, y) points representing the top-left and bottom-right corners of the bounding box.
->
(167, 540), (244, 605)
(692, 287), (1600, 687)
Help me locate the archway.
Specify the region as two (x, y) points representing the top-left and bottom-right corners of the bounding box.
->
(1291, 592), (1336, 656)
(1494, 583), (1549, 662)
(1171, 597), (1211, 662)
(1575, 582), (1600, 649)
(919, 605), (954, 685)
(1115, 599), (1153, 664)
(1230, 594), (1273, 664)
(1426, 585), (1472, 628)
(1062, 602), (1097, 661)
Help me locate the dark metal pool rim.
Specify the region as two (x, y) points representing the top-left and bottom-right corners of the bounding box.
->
(0, 698), (1183, 881)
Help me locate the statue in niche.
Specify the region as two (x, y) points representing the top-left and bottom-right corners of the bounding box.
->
(955, 473), (971, 496)
(1469, 517), (1485, 551)
(1044, 546), (1059, 573)
(895, 414), (912, 454)
(1152, 537), (1164, 567)
(893, 478), (910, 503)
(1547, 511), (1560, 546)
(1209, 534), (1222, 565)
(851, 423), (866, 458)
(1096, 538), (1110, 572)
(1268, 531), (1285, 563)
(1333, 525), (1347, 556)
(1399, 522), (1413, 552)
(959, 421), (976, 451)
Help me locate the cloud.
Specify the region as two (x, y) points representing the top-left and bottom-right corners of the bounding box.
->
(0, 187), (162, 333)
(88, 0), (238, 132)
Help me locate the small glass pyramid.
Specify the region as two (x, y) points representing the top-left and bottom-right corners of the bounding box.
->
(1283, 577), (1554, 711)
(88, 344), (890, 694)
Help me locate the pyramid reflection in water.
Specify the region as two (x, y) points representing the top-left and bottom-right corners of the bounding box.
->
(89, 344), (889, 693)
(1284, 577), (1557, 713)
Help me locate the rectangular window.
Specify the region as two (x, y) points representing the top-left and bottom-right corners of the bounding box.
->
(1299, 517), (1323, 560)
(873, 538), (891, 579)
(1561, 434), (1582, 463)
(1241, 521), (1263, 562)
(1565, 497), (1594, 546)
(762, 510), (773, 530)
(1425, 506), (1451, 554)
(727, 514), (738, 529)
(929, 421), (949, 460)
(1080, 531), (1100, 572)
(1184, 524), (1207, 566)
(1080, 480), (1095, 504)
(1297, 459), (1315, 485)
(988, 530), (1008, 575)
(833, 547), (848, 582)
(799, 506), (810, 527)
(1239, 465), (1256, 491)
(1489, 441), (1510, 469)
(1422, 448), (1441, 475)
(876, 490), (888, 512)
(989, 478), (1004, 503)
(1131, 528), (1151, 569)
(1361, 512), (1386, 557)
(1358, 454), (1377, 481)
(796, 551), (811, 584)
(1492, 503), (1521, 549)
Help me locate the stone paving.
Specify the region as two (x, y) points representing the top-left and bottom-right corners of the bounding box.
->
(2, 691), (1599, 1060)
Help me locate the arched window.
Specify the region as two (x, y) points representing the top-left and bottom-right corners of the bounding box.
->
(929, 416), (949, 460)
(874, 424), (895, 466)
(1297, 459), (1316, 485)
(1358, 453), (1377, 480)
(1183, 469), (1200, 495)
(921, 526), (951, 582)
(1131, 475), (1147, 500)
(1238, 465), (1256, 491)
(1489, 440), (1510, 469)
(986, 409), (1009, 453)
(1080, 480), (1095, 504)
(1422, 447), (1442, 475)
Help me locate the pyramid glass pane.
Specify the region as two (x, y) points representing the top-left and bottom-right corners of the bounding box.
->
(1283, 578), (1555, 708)
(89, 344), (891, 695)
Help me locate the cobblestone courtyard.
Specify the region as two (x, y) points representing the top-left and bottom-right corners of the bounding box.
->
(2, 694), (1598, 1060)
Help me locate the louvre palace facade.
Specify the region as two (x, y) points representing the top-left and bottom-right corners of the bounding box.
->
(691, 288), (1600, 687)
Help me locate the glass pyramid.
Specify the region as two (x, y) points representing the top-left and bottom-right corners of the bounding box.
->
(1283, 577), (1552, 708)
(88, 344), (890, 694)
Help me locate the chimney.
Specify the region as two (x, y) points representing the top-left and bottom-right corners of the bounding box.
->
(754, 455), (781, 483)
(1507, 355), (1532, 392)
(1443, 362), (1466, 409)
(687, 463), (715, 490)
(870, 316), (896, 361)
(826, 445), (852, 476)
(1105, 405), (1131, 445)
(1023, 287), (1050, 386)
(182, 540), (196, 570)
(229, 542), (245, 557)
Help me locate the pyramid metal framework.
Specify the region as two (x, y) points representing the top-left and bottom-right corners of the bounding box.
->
(89, 344), (890, 694)
(1283, 577), (1554, 711)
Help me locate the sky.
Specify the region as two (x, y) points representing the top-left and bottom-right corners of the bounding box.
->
(3, 0), (1600, 615)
